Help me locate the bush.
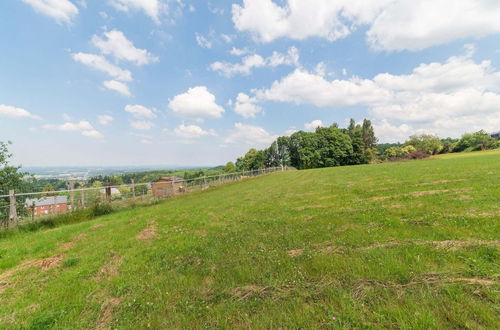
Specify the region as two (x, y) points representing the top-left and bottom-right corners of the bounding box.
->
(406, 150), (430, 160)
(89, 202), (113, 217)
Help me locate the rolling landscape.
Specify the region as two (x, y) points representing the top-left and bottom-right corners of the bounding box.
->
(2, 1), (500, 329)
(1, 150), (498, 328)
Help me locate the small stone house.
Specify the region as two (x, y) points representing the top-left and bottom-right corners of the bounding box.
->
(152, 176), (185, 198)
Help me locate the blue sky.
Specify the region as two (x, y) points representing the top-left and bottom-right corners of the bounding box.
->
(1, 0), (500, 166)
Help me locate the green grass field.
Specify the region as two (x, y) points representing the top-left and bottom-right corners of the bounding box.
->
(1, 150), (499, 329)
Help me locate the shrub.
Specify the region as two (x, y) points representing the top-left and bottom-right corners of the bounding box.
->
(89, 202), (113, 217)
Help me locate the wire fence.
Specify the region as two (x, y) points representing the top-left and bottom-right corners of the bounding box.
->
(0, 167), (293, 230)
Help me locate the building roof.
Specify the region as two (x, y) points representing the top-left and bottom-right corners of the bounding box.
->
(154, 176), (184, 183)
(25, 195), (67, 207)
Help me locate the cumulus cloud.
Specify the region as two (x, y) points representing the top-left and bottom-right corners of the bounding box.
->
(168, 86), (225, 121)
(92, 30), (158, 65)
(232, 0), (500, 51)
(244, 46), (500, 140)
(224, 123), (278, 147)
(233, 93), (262, 118)
(124, 104), (157, 119)
(130, 120), (154, 130)
(103, 80), (131, 97)
(254, 69), (391, 107)
(72, 53), (132, 81)
(166, 124), (217, 142)
(0, 104), (42, 120)
(22, 0), (79, 24)
(44, 120), (102, 138)
(210, 47), (299, 77)
(195, 33), (212, 48)
(304, 120), (324, 131)
(109, 0), (163, 24)
(98, 115), (113, 125)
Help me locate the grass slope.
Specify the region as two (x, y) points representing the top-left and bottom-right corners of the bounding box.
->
(0, 150), (499, 329)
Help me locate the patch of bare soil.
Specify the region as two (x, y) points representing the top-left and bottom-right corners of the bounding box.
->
(232, 285), (272, 301)
(36, 255), (65, 270)
(60, 233), (88, 251)
(136, 218), (158, 241)
(94, 254), (124, 281)
(194, 229), (208, 237)
(287, 249), (304, 257)
(97, 297), (122, 330)
(91, 224), (106, 230)
(415, 179), (468, 186)
(295, 204), (327, 211)
(432, 239), (500, 251)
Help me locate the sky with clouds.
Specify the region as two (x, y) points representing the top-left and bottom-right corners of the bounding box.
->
(1, 0), (500, 166)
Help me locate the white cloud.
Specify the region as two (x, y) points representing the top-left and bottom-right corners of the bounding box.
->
(44, 120), (102, 138)
(72, 53), (132, 81)
(109, 0), (163, 24)
(130, 120), (154, 130)
(103, 80), (132, 96)
(233, 93), (262, 118)
(267, 47), (299, 67)
(22, 0), (79, 24)
(225, 123), (278, 147)
(124, 104), (157, 119)
(0, 104), (41, 120)
(254, 69), (391, 107)
(232, 0), (500, 52)
(210, 47), (300, 77)
(168, 86), (225, 121)
(170, 124), (216, 140)
(195, 33), (212, 48)
(373, 119), (414, 143)
(367, 0), (500, 51)
(92, 30), (158, 65)
(230, 47), (250, 56)
(304, 120), (324, 131)
(98, 115), (113, 125)
(246, 47), (500, 140)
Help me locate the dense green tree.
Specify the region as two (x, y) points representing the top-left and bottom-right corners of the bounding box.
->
(222, 162), (237, 173)
(454, 130), (498, 152)
(405, 134), (443, 155)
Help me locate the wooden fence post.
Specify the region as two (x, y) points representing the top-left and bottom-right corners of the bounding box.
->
(9, 190), (17, 228)
(69, 181), (75, 211)
(105, 186), (111, 203)
(80, 190), (85, 209)
(131, 179), (136, 201)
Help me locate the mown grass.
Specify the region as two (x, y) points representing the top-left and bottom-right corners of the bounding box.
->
(0, 150), (499, 329)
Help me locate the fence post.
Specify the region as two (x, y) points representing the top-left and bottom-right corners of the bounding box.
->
(80, 190), (85, 209)
(8, 190), (17, 228)
(105, 186), (111, 203)
(69, 181), (75, 211)
(131, 179), (136, 201)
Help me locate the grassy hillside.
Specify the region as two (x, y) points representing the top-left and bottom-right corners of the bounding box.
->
(1, 150), (499, 329)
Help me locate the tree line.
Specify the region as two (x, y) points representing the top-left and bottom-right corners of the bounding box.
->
(226, 119), (378, 171)
(226, 122), (499, 172)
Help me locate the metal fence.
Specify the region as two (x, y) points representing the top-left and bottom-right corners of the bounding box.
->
(0, 167), (292, 229)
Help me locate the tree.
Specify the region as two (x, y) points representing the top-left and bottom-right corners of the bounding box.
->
(0, 141), (31, 225)
(43, 183), (55, 196)
(454, 130), (497, 152)
(223, 162), (237, 173)
(405, 134), (443, 155)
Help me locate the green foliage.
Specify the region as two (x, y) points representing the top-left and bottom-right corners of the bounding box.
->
(89, 202), (113, 217)
(222, 162), (237, 173)
(235, 119), (377, 170)
(384, 145), (417, 159)
(405, 134), (443, 155)
(453, 130), (498, 152)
